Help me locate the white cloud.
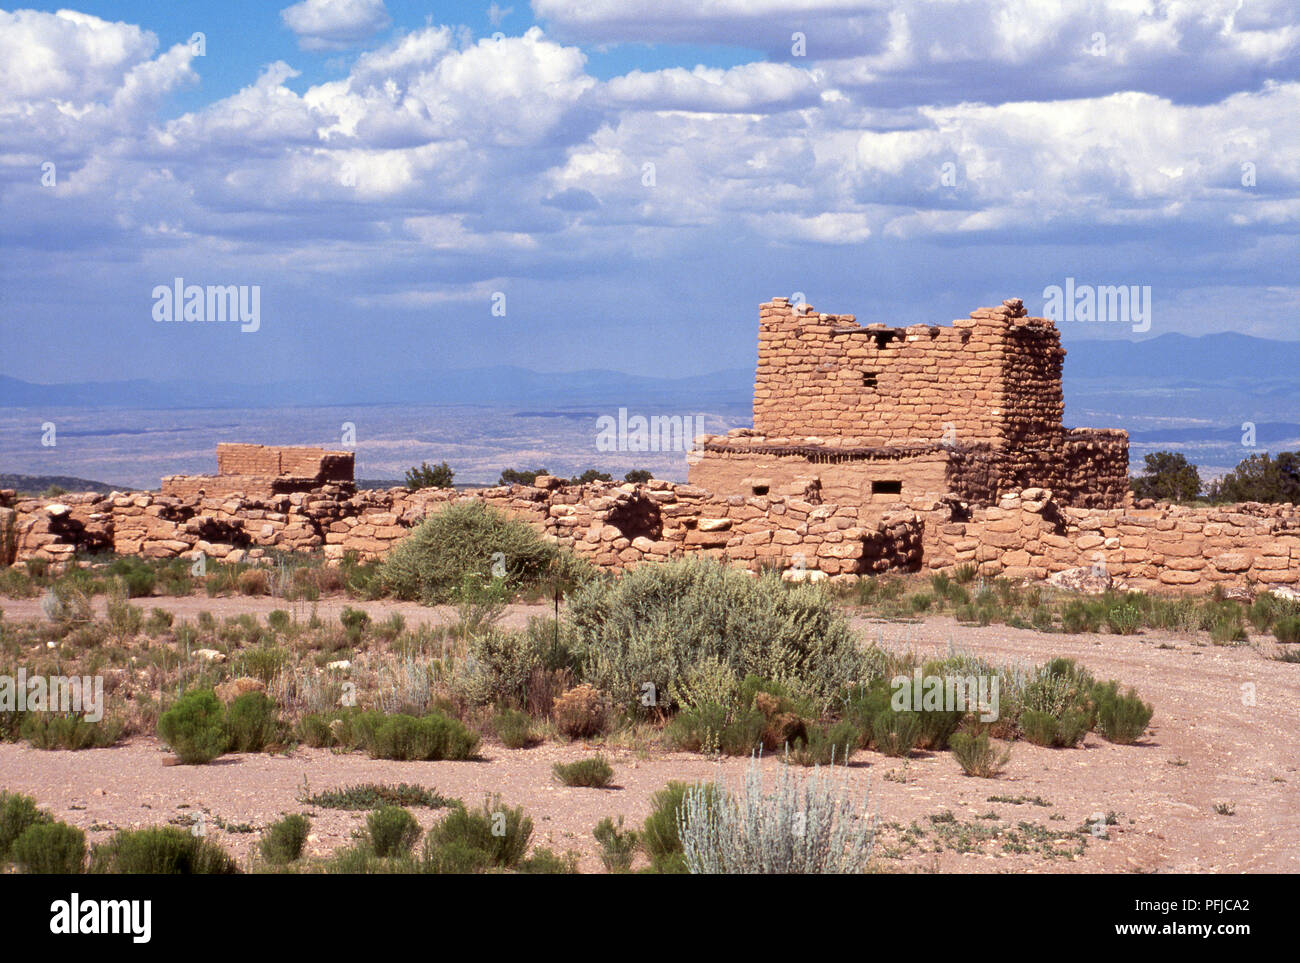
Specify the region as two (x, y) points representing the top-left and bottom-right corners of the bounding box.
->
(281, 0), (391, 51)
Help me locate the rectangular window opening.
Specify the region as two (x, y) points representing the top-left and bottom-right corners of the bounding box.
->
(871, 480), (902, 495)
(862, 371), (879, 388)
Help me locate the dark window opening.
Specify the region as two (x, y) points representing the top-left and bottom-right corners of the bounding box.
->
(872, 331), (897, 349)
(752, 484), (769, 495)
(862, 371), (878, 388)
(872, 480), (902, 495)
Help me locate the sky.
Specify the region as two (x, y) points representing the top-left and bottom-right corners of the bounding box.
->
(1, 0), (1298, 387)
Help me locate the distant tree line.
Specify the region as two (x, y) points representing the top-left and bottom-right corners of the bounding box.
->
(404, 462), (653, 491)
(1130, 450), (1300, 504)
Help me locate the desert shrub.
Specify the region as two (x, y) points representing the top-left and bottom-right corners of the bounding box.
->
(518, 847), (580, 874)
(21, 713), (123, 750)
(641, 782), (707, 874)
(678, 758), (875, 874)
(340, 606), (370, 644)
(144, 607), (174, 635)
(301, 783), (457, 811)
(552, 684), (608, 739)
(364, 712), (479, 761)
(11, 821), (85, 873)
(0, 792), (50, 862)
(366, 806), (422, 858)
(949, 732), (1011, 778)
(105, 591), (143, 644)
(1061, 599), (1103, 634)
(569, 557), (863, 715)
(157, 689), (229, 764)
(238, 646), (288, 685)
(840, 681), (893, 747)
(786, 720), (858, 767)
(259, 814), (310, 864)
(871, 709), (921, 757)
(668, 702), (766, 756)
(553, 756), (614, 788)
(381, 501), (557, 603)
(1018, 708), (1090, 748)
(1020, 658), (1098, 727)
(237, 569), (269, 596)
(424, 796), (532, 869)
(421, 838), (492, 874)
(1210, 615), (1247, 645)
(460, 619), (575, 708)
(493, 708), (537, 749)
(1094, 682), (1154, 744)
(107, 557), (155, 598)
(226, 692), (281, 753)
(593, 816), (638, 872)
(1274, 616), (1300, 644)
(90, 827), (238, 874)
(1104, 602), (1143, 635)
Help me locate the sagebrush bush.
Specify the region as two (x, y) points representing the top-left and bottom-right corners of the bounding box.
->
(0, 791), (51, 862)
(641, 782), (710, 874)
(12, 821), (86, 873)
(459, 618), (575, 707)
(553, 756), (614, 788)
(1274, 616), (1300, 644)
(425, 796), (532, 869)
(421, 838), (492, 874)
(225, 692), (281, 753)
(552, 684), (608, 739)
(366, 806), (422, 858)
(871, 709), (921, 757)
(667, 702), (765, 756)
(593, 816), (638, 872)
(1018, 708), (1090, 748)
(678, 758), (875, 874)
(569, 557), (864, 714)
(1094, 683), (1154, 744)
(381, 501), (558, 603)
(949, 732), (1011, 778)
(786, 720), (858, 767)
(156, 689), (229, 764)
(259, 814), (310, 864)
(493, 708), (537, 749)
(364, 711), (479, 761)
(20, 713), (122, 750)
(90, 827), (238, 874)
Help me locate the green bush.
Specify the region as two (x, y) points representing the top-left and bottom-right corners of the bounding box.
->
(421, 839), (492, 874)
(569, 557), (864, 715)
(1018, 708), (1090, 748)
(1105, 603), (1142, 635)
(871, 709), (921, 757)
(518, 847), (580, 874)
(226, 692), (281, 753)
(21, 713), (123, 750)
(1274, 616), (1300, 644)
(667, 703), (765, 756)
(1061, 600), (1103, 634)
(381, 501), (557, 603)
(90, 827), (238, 874)
(0, 791), (51, 862)
(364, 712), (479, 761)
(593, 816), (638, 872)
(786, 719), (858, 767)
(107, 557), (156, 598)
(366, 806), (422, 858)
(259, 814), (310, 864)
(553, 756), (614, 788)
(157, 689), (229, 764)
(493, 708), (537, 749)
(949, 732), (1010, 778)
(11, 821), (85, 873)
(425, 796), (532, 869)
(1094, 683), (1154, 744)
(460, 619), (575, 707)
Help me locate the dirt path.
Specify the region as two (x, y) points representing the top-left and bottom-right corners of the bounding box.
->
(1, 602), (1296, 873)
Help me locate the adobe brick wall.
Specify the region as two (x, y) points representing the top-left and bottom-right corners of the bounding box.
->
(161, 445), (355, 497)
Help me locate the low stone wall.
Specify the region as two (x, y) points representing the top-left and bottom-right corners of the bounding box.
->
(920, 488), (1300, 592)
(4, 482), (1297, 594)
(0, 480), (922, 580)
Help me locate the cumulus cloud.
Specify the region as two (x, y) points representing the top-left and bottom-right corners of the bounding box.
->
(281, 0), (391, 51)
(535, 0), (1300, 105)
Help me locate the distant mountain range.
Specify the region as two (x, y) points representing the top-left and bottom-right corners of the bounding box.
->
(0, 473), (129, 495)
(2, 331), (1295, 412)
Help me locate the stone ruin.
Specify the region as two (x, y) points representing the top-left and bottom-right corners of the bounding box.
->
(3, 299), (1299, 595)
(689, 297), (1130, 509)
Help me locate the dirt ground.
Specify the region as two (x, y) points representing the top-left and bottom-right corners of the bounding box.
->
(1, 598), (1296, 873)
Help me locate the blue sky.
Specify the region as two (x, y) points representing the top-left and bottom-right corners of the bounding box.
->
(2, 0), (1299, 386)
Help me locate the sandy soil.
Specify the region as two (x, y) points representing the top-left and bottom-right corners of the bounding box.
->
(1, 601), (1296, 873)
